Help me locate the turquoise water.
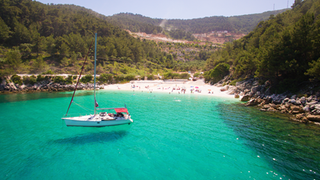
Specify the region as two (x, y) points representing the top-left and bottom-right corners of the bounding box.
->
(0, 90), (319, 180)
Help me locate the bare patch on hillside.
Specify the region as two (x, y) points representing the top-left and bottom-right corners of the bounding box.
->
(126, 30), (246, 45)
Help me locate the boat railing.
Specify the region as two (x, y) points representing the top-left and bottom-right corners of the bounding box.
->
(96, 107), (126, 110)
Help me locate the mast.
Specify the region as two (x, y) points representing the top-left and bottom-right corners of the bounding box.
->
(94, 33), (97, 115)
(65, 36), (95, 117)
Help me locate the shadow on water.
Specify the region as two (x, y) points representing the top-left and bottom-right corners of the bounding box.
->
(0, 90), (94, 103)
(53, 130), (129, 145)
(217, 102), (320, 180)
(54, 123), (132, 145)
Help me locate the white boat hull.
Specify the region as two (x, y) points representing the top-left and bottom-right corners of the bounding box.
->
(62, 115), (133, 127)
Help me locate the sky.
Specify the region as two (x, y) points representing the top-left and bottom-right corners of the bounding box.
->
(36, 0), (294, 19)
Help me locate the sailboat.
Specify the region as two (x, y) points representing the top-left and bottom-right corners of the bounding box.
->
(62, 33), (133, 127)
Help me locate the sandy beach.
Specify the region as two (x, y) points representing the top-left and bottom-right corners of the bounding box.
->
(103, 80), (238, 99)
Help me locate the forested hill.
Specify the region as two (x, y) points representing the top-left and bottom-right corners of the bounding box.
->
(109, 10), (287, 34)
(106, 13), (162, 34)
(204, 0), (320, 93)
(1, 0), (195, 78)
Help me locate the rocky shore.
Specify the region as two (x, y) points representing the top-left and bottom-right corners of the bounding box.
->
(0, 81), (104, 93)
(216, 78), (320, 125)
(3, 74), (320, 125)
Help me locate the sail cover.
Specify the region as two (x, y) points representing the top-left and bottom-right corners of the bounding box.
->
(114, 108), (129, 114)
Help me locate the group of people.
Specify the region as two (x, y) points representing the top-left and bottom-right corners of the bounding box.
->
(99, 112), (124, 118)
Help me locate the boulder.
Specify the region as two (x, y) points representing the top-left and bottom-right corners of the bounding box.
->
(285, 102), (291, 109)
(251, 86), (260, 94)
(241, 95), (251, 101)
(306, 100), (318, 105)
(280, 110), (287, 114)
(307, 115), (320, 122)
(300, 97), (307, 104)
(307, 96), (314, 102)
(303, 105), (310, 112)
(311, 109), (320, 115)
(314, 104), (320, 110)
(256, 98), (264, 104)
(264, 96), (273, 104)
(282, 98), (290, 103)
(254, 91), (261, 98)
(246, 99), (259, 106)
(227, 87), (237, 95)
(267, 107), (277, 112)
(291, 95), (297, 99)
(289, 99), (297, 104)
(290, 105), (304, 114)
(290, 105), (301, 111)
(278, 105), (287, 111)
(260, 108), (267, 112)
(262, 104), (271, 109)
(220, 88), (226, 92)
(257, 100), (266, 107)
(292, 110), (301, 114)
(244, 89), (250, 94)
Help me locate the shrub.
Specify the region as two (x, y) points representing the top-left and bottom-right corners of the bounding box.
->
(172, 73), (180, 79)
(53, 76), (65, 83)
(65, 75), (73, 84)
(113, 75), (125, 83)
(29, 75), (37, 85)
(80, 74), (93, 83)
(23, 75), (37, 85)
(99, 73), (113, 84)
(147, 74), (154, 80)
(11, 74), (22, 85)
(36, 74), (45, 82)
(306, 58), (320, 80)
(125, 75), (135, 81)
(229, 80), (236, 86)
(209, 63), (230, 84)
(193, 72), (200, 77)
(164, 72), (182, 79)
(179, 73), (190, 79)
(43, 70), (54, 74)
(164, 72), (173, 79)
(203, 71), (211, 83)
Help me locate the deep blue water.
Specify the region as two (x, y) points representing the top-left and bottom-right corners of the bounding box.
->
(0, 90), (319, 180)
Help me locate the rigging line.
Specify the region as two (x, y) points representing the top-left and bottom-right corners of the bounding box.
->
(72, 101), (92, 112)
(65, 37), (95, 117)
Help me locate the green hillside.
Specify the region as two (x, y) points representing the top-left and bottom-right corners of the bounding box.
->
(109, 10), (287, 35)
(0, 0), (205, 80)
(204, 0), (320, 93)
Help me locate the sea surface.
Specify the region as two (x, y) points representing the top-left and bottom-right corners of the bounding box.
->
(0, 90), (319, 180)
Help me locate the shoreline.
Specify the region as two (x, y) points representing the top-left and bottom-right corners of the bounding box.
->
(2, 79), (320, 126)
(0, 80), (238, 99)
(103, 80), (237, 99)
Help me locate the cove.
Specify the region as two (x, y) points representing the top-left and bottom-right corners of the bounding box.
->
(0, 90), (319, 180)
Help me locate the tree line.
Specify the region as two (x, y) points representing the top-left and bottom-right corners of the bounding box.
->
(107, 10), (287, 37)
(204, 0), (320, 93)
(0, 0), (191, 79)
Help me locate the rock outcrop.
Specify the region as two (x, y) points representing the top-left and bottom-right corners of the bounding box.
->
(0, 80), (104, 94)
(216, 77), (320, 125)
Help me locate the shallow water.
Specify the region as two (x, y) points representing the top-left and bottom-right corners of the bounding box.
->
(0, 90), (319, 180)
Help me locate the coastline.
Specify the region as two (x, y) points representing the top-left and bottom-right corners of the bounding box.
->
(103, 80), (237, 99)
(2, 78), (320, 126)
(1, 79), (236, 99)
